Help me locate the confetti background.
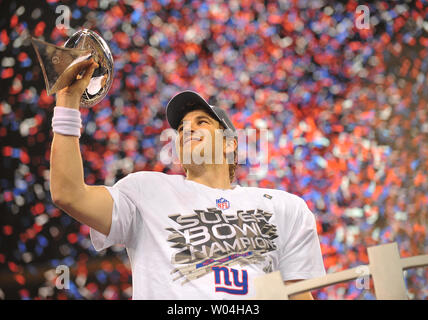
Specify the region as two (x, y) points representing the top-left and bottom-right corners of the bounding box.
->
(1, 0), (427, 300)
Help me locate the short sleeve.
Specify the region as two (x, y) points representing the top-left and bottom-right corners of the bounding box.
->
(278, 198), (326, 281)
(90, 175), (139, 251)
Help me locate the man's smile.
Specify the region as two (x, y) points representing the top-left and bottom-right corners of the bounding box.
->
(183, 135), (203, 145)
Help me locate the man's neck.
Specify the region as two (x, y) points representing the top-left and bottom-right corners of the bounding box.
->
(185, 164), (232, 190)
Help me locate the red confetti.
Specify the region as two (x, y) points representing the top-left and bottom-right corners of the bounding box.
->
(0, 29), (9, 45)
(8, 261), (19, 273)
(19, 289), (29, 298)
(3, 225), (13, 236)
(3, 191), (13, 202)
(10, 15), (18, 28)
(20, 149), (29, 164)
(3, 146), (12, 157)
(79, 225), (90, 236)
(1, 68), (14, 79)
(34, 21), (46, 37)
(38, 90), (54, 108)
(15, 274), (26, 285)
(31, 202), (45, 215)
(67, 233), (78, 244)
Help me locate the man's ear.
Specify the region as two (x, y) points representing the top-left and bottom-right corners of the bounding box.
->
(224, 137), (237, 164)
(225, 138), (237, 153)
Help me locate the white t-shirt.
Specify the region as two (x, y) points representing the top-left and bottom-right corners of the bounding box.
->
(90, 171), (326, 299)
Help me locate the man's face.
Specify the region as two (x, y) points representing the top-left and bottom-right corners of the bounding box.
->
(173, 108), (238, 180)
(176, 109), (237, 168)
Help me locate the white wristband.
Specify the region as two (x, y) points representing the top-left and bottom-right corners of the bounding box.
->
(52, 106), (82, 137)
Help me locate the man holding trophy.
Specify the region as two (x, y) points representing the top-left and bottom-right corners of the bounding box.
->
(35, 29), (325, 300)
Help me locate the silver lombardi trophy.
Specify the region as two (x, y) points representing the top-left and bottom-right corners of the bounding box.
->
(31, 29), (114, 107)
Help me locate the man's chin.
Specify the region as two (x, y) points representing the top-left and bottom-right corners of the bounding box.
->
(180, 145), (206, 164)
(181, 151), (221, 166)
(180, 155), (205, 166)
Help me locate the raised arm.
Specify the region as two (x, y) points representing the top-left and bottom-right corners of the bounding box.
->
(50, 59), (113, 236)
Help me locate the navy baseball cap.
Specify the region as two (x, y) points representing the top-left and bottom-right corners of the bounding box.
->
(166, 90), (237, 137)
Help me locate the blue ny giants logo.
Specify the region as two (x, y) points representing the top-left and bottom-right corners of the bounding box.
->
(212, 266), (248, 295)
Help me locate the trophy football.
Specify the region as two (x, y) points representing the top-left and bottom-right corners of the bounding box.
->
(31, 29), (114, 107)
